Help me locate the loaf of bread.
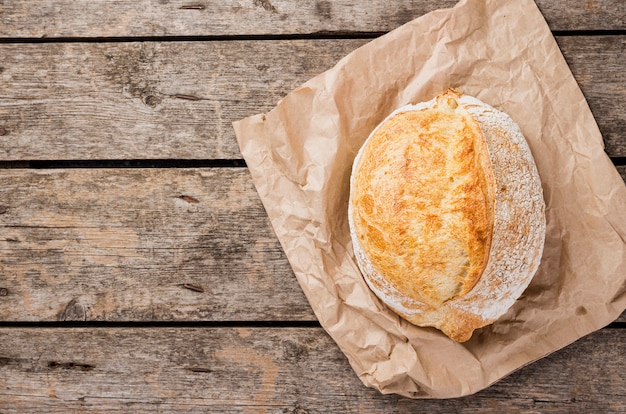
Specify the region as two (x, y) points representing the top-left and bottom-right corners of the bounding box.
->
(348, 89), (545, 342)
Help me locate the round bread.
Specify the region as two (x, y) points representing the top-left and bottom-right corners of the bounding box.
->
(348, 89), (545, 342)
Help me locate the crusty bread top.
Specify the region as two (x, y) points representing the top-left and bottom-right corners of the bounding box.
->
(349, 89), (546, 342)
(350, 91), (495, 307)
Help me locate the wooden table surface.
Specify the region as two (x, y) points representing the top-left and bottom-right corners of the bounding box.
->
(1, 1), (625, 412)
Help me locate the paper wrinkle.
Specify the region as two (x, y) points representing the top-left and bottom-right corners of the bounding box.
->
(233, 0), (626, 399)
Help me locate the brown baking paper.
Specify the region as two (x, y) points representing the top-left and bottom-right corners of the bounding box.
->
(233, 0), (626, 398)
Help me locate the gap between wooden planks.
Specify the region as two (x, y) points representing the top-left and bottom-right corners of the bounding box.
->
(0, 327), (624, 412)
(0, 167), (624, 323)
(0, 36), (624, 160)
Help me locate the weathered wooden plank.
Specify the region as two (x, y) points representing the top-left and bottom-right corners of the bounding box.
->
(0, 327), (623, 412)
(0, 0), (624, 38)
(1, 167), (624, 323)
(0, 39), (365, 160)
(0, 168), (314, 321)
(0, 36), (624, 160)
(557, 36), (626, 158)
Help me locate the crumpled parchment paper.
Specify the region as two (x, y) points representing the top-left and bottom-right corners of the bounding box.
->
(233, 0), (626, 398)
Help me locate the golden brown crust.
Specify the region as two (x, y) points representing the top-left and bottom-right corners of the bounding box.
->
(351, 89), (495, 306)
(349, 89), (546, 342)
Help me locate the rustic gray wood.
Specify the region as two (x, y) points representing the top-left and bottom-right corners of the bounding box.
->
(1, 2), (623, 412)
(0, 167), (624, 322)
(0, 0), (624, 38)
(0, 327), (623, 412)
(0, 39), (366, 160)
(557, 36), (626, 158)
(0, 36), (624, 160)
(0, 168), (314, 322)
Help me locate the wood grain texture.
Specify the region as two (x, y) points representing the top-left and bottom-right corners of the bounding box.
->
(0, 36), (624, 160)
(0, 39), (364, 160)
(1, 2), (623, 412)
(0, 327), (624, 412)
(0, 167), (624, 323)
(557, 36), (626, 158)
(0, 168), (313, 321)
(0, 0), (624, 38)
